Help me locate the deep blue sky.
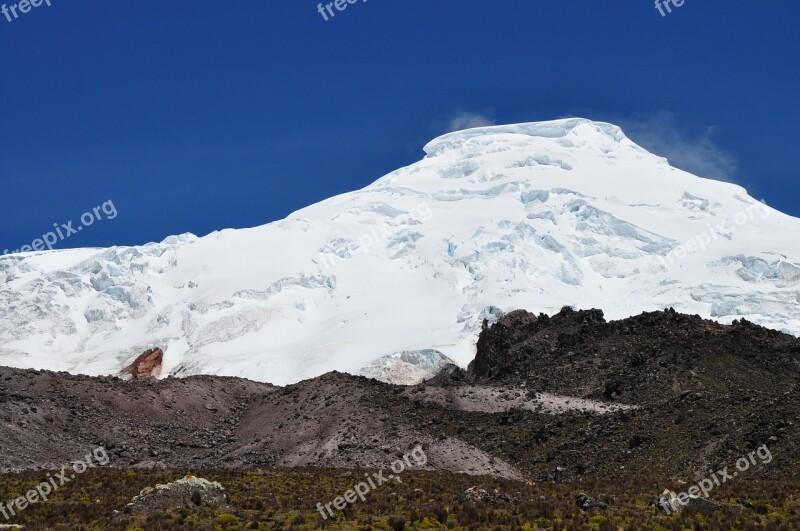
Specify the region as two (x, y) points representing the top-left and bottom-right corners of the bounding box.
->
(1, 1), (798, 252)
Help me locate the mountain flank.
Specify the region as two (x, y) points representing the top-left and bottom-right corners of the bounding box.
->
(2, 307), (799, 485)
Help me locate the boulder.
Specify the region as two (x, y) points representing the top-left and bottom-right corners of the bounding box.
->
(658, 489), (744, 515)
(456, 486), (517, 504)
(119, 475), (228, 515)
(575, 493), (608, 510)
(120, 348), (163, 380)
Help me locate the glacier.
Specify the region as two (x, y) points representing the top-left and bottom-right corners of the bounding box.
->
(1, 117), (799, 385)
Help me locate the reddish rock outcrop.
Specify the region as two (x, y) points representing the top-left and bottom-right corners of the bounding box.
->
(120, 348), (163, 380)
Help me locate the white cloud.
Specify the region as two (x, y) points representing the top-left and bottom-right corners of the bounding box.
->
(446, 112), (495, 133)
(618, 112), (738, 183)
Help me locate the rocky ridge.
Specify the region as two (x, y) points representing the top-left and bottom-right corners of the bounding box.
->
(1, 307), (799, 485)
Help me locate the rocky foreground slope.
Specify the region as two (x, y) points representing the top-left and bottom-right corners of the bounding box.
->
(1, 307), (799, 484)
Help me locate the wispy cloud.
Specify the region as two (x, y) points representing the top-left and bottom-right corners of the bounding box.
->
(445, 111), (496, 133)
(618, 112), (738, 183)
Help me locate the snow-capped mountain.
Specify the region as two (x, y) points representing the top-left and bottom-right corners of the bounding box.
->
(2, 118), (799, 385)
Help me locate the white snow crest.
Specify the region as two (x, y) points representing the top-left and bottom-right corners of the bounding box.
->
(2, 118), (799, 385)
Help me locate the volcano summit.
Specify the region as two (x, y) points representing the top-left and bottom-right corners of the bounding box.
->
(1, 118), (799, 385)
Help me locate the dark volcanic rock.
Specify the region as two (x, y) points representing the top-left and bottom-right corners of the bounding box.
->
(459, 307), (800, 481)
(576, 493), (608, 510)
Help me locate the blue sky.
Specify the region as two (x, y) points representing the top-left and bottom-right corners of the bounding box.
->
(1, 0), (798, 251)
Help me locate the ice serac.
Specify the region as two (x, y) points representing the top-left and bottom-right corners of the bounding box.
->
(1, 118), (799, 385)
(357, 349), (458, 385)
